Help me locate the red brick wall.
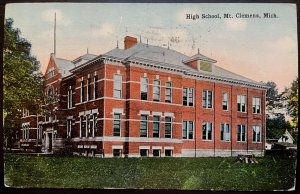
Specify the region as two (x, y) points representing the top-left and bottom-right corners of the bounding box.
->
(25, 53), (266, 156)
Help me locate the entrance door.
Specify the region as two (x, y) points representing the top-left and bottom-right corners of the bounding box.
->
(45, 131), (53, 153)
(48, 133), (52, 152)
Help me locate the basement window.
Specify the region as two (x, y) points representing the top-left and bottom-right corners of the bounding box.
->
(153, 149), (160, 157)
(113, 149), (122, 157)
(140, 149), (148, 157)
(165, 149), (173, 157)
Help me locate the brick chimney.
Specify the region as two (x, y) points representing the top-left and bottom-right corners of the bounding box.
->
(124, 36), (137, 49)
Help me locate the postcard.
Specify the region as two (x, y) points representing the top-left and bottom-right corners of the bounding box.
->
(3, 3), (298, 190)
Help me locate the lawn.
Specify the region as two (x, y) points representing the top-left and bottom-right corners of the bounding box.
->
(4, 153), (296, 190)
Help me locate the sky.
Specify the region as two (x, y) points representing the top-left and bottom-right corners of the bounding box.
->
(5, 3), (298, 91)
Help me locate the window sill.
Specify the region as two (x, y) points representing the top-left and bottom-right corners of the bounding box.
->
(253, 114), (262, 119)
(252, 142), (262, 144)
(237, 141), (247, 143)
(202, 139), (213, 141)
(220, 140), (231, 142)
(237, 113), (248, 118)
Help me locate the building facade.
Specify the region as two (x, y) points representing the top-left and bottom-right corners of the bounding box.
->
(20, 36), (267, 157)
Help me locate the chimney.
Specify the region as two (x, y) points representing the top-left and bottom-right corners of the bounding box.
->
(124, 36), (137, 49)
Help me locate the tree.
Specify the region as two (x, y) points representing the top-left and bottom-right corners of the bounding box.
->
(3, 18), (44, 150)
(285, 77), (298, 142)
(264, 81), (291, 140)
(265, 81), (284, 114)
(266, 113), (291, 140)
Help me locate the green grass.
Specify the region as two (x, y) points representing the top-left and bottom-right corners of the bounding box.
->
(4, 153), (296, 190)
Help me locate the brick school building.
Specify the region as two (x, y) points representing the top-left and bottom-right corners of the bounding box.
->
(20, 36), (267, 157)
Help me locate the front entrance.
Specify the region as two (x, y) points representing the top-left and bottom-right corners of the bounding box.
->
(45, 130), (53, 153)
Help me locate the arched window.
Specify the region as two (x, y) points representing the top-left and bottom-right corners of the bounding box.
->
(46, 85), (55, 103)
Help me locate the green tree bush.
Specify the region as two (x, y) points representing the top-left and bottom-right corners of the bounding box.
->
(3, 18), (44, 150)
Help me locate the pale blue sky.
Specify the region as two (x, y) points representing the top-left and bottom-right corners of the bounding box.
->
(5, 3), (297, 91)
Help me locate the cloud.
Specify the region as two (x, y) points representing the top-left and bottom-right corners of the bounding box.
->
(224, 19), (247, 31)
(266, 36), (297, 53)
(41, 9), (72, 26)
(91, 22), (116, 37)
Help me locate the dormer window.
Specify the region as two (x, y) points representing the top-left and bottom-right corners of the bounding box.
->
(198, 61), (212, 72)
(48, 67), (55, 78)
(183, 51), (216, 73)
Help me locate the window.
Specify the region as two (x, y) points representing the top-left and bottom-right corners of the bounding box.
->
(86, 115), (91, 137)
(113, 149), (122, 157)
(203, 90), (213, 108)
(153, 116), (160, 138)
(88, 114), (94, 137)
(140, 77), (148, 100)
(87, 78), (92, 101)
(183, 88), (194, 106)
(202, 122), (213, 140)
(252, 125), (261, 142)
(153, 80), (161, 101)
(188, 88), (194, 106)
(93, 113), (98, 136)
(153, 149), (160, 157)
(113, 74), (122, 98)
(237, 124), (246, 142)
(222, 92), (229, 110)
(67, 119), (72, 138)
(165, 149), (173, 157)
(165, 82), (172, 103)
(67, 87), (72, 109)
(94, 75), (99, 99)
(48, 68), (55, 78)
(37, 125), (42, 140)
(113, 113), (121, 136)
(47, 86), (55, 103)
(221, 123), (230, 141)
(140, 115), (148, 137)
(80, 80), (85, 103)
(164, 116), (172, 138)
(80, 116), (86, 138)
(23, 108), (29, 117)
(140, 149), (148, 157)
(26, 125), (29, 140)
(237, 95), (247, 112)
(23, 125), (29, 140)
(252, 97), (261, 114)
(183, 121), (194, 139)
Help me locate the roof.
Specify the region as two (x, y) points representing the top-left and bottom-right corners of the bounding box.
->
(183, 53), (217, 63)
(273, 142), (297, 149)
(53, 57), (75, 77)
(72, 54), (98, 64)
(103, 43), (264, 86)
(51, 53), (97, 78)
(278, 129), (295, 142)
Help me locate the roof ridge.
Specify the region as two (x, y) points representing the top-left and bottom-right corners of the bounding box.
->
(214, 65), (258, 83)
(56, 57), (72, 62)
(135, 42), (190, 58)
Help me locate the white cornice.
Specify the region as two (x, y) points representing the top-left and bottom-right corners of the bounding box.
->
(68, 54), (268, 90)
